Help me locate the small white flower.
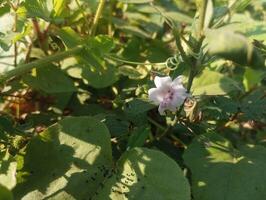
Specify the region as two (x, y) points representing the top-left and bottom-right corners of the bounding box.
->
(148, 76), (189, 115)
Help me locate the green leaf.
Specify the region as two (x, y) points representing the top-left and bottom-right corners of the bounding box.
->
(23, 64), (76, 93)
(204, 0), (214, 29)
(93, 113), (130, 137)
(52, 0), (67, 17)
(127, 126), (150, 149)
(220, 14), (266, 41)
(94, 147), (191, 200)
(206, 30), (265, 69)
(118, 65), (149, 79)
(240, 87), (266, 121)
(124, 98), (156, 115)
(243, 68), (264, 91)
(24, 0), (52, 21)
(14, 116), (113, 200)
(0, 184), (13, 200)
(58, 27), (118, 88)
(184, 133), (266, 200)
(191, 69), (242, 95)
(0, 153), (17, 190)
(14, 116), (190, 199)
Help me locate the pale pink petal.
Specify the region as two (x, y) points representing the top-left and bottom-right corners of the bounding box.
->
(171, 88), (188, 107)
(158, 103), (166, 115)
(154, 76), (172, 88)
(172, 75), (183, 85)
(167, 103), (177, 112)
(172, 75), (186, 90)
(148, 88), (163, 104)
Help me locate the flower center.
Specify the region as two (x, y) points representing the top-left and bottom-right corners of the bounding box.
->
(161, 89), (175, 107)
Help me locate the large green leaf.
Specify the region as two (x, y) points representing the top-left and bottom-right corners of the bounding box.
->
(14, 116), (190, 199)
(14, 116), (113, 200)
(93, 147), (191, 200)
(191, 69), (242, 95)
(23, 64), (76, 93)
(206, 30), (265, 69)
(184, 133), (266, 200)
(220, 14), (266, 41)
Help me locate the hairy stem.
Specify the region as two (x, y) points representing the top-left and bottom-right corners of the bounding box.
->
(187, 0), (207, 93)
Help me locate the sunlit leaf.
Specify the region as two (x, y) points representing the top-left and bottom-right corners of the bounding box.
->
(206, 30), (265, 69)
(184, 133), (266, 200)
(191, 69), (242, 95)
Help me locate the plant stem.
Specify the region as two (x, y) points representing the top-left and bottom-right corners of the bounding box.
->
(187, 0), (208, 93)
(32, 18), (47, 54)
(198, 0), (208, 38)
(105, 54), (166, 66)
(0, 46), (83, 84)
(147, 117), (165, 131)
(90, 0), (106, 36)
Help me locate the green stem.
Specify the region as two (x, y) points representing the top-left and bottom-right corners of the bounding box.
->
(147, 117), (165, 131)
(198, 0), (208, 39)
(187, 0), (207, 92)
(105, 54), (166, 66)
(0, 46), (83, 84)
(90, 0), (106, 36)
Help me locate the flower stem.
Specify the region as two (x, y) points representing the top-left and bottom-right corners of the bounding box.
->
(0, 46), (83, 84)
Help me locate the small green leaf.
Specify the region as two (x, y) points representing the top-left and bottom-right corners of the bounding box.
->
(243, 68), (264, 91)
